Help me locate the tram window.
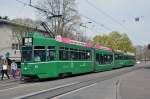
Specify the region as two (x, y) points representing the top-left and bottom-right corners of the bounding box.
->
(86, 52), (90, 60)
(100, 54), (104, 64)
(34, 46), (45, 49)
(69, 48), (79, 61)
(48, 51), (55, 61)
(115, 54), (118, 59)
(126, 56), (127, 60)
(22, 47), (32, 62)
(84, 50), (90, 60)
(65, 50), (70, 60)
(60, 47), (65, 49)
(81, 52), (86, 60)
(48, 46), (55, 49)
(65, 47), (69, 50)
(34, 46), (46, 62)
(48, 52), (55, 61)
(107, 55), (113, 64)
(96, 53), (104, 64)
(103, 55), (107, 64)
(48, 46), (55, 61)
(115, 54), (123, 60)
(70, 48), (74, 51)
(70, 51), (78, 60)
(119, 55), (122, 60)
(75, 51), (79, 60)
(70, 51), (74, 60)
(59, 48), (70, 60)
(96, 54), (100, 64)
(70, 48), (77, 51)
(103, 55), (111, 64)
(78, 52), (82, 60)
(78, 50), (83, 60)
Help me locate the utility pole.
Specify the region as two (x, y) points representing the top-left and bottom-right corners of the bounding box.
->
(29, 0), (31, 6)
(80, 22), (92, 42)
(148, 44), (150, 62)
(115, 80), (120, 99)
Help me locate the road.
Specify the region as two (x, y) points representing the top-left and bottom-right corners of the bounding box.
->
(0, 62), (149, 99)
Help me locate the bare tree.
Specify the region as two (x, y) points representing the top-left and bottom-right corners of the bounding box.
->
(12, 26), (29, 50)
(38, 0), (81, 37)
(135, 45), (150, 61)
(143, 46), (150, 61)
(11, 18), (41, 50)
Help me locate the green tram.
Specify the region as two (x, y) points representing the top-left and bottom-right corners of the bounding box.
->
(21, 32), (135, 79)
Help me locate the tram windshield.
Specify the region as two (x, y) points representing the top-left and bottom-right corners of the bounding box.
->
(22, 47), (32, 62)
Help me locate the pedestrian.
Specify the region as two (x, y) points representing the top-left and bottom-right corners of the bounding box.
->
(6, 57), (12, 69)
(1, 60), (10, 80)
(0, 56), (3, 76)
(11, 60), (17, 78)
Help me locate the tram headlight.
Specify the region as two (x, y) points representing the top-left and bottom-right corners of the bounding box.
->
(23, 38), (33, 46)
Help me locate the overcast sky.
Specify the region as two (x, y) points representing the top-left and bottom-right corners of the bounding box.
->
(0, 0), (150, 46)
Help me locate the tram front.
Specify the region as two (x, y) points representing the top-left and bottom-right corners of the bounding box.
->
(21, 37), (38, 78)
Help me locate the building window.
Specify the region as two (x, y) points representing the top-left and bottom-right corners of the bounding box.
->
(12, 43), (20, 50)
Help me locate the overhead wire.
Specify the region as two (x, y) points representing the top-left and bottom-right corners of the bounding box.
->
(85, 0), (129, 31)
(14, 0), (144, 45)
(15, 0), (54, 16)
(15, 0), (113, 33)
(79, 13), (112, 31)
(85, 0), (144, 45)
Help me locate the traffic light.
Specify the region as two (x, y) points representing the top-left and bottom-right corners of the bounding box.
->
(148, 44), (150, 49)
(135, 17), (140, 22)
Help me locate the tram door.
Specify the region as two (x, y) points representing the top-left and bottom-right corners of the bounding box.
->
(92, 49), (96, 72)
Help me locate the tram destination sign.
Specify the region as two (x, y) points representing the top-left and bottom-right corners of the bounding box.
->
(22, 37), (33, 46)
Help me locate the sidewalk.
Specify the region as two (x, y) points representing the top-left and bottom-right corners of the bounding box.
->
(119, 67), (150, 99)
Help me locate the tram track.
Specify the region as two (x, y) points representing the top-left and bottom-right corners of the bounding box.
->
(17, 66), (142, 99)
(0, 78), (39, 91)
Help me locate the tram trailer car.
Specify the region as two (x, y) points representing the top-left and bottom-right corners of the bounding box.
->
(113, 52), (126, 69)
(123, 53), (135, 66)
(21, 32), (135, 79)
(94, 48), (114, 72)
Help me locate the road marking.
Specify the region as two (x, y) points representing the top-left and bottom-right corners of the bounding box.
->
(0, 80), (16, 84)
(52, 83), (97, 99)
(13, 82), (78, 99)
(0, 82), (41, 93)
(0, 82), (18, 87)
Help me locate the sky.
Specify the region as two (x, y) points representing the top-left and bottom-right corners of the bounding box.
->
(0, 0), (150, 46)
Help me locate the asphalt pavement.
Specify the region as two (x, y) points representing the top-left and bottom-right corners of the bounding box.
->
(0, 62), (149, 99)
(119, 66), (150, 99)
(51, 63), (150, 99)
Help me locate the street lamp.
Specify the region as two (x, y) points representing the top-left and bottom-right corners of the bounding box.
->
(80, 22), (92, 42)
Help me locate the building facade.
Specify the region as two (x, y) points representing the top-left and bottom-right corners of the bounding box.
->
(0, 19), (48, 62)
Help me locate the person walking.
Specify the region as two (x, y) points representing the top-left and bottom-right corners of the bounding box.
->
(11, 60), (17, 79)
(0, 56), (3, 77)
(1, 60), (10, 80)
